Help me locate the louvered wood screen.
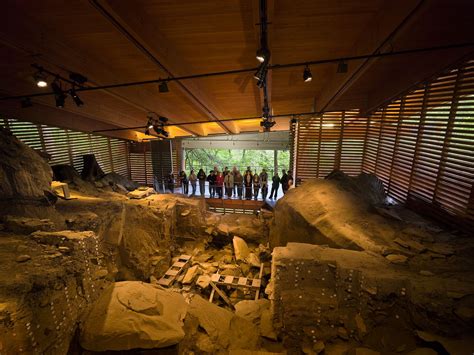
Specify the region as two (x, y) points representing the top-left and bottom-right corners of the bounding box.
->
(128, 141), (154, 186)
(294, 110), (363, 181)
(292, 59), (474, 229)
(362, 60), (474, 228)
(2, 118), (130, 178)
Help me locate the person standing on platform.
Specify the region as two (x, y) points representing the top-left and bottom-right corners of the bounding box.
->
(167, 171), (175, 193)
(234, 170), (243, 199)
(207, 170), (216, 198)
(244, 170), (253, 200)
(232, 166), (238, 196)
(197, 169), (206, 196)
(179, 170), (188, 195)
(223, 166), (229, 177)
(270, 171), (280, 199)
(260, 169), (268, 200)
(281, 169), (289, 195)
(252, 171), (260, 200)
(287, 170), (294, 191)
(216, 171), (224, 198)
(224, 169), (234, 198)
(189, 169), (197, 196)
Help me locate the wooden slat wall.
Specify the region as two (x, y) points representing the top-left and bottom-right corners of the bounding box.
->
(362, 59), (474, 229)
(292, 58), (474, 229)
(294, 110), (363, 181)
(2, 118), (129, 177)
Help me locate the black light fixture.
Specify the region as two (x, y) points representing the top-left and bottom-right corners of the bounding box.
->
(33, 71), (48, 88)
(303, 65), (312, 82)
(256, 47), (270, 63)
(158, 81), (169, 93)
(337, 60), (348, 73)
(69, 87), (84, 107)
(253, 63), (268, 88)
(51, 79), (67, 108)
(145, 128), (150, 135)
(21, 97), (33, 108)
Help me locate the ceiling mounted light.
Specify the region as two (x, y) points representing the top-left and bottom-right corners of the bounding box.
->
(158, 81), (169, 93)
(21, 97), (33, 108)
(51, 80), (66, 108)
(256, 47), (270, 63)
(33, 71), (48, 88)
(69, 88), (84, 107)
(303, 65), (312, 82)
(337, 61), (348, 73)
(254, 63), (268, 88)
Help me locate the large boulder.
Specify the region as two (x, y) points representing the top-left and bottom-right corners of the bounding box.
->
(96, 172), (139, 191)
(0, 127), (52, 201)
(80, 282), (188, 351)
(269, 176), (403, 252)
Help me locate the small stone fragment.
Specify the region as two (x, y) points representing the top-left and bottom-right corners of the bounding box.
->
(16, 255), (31, 263)
(385, 254), (408, 264)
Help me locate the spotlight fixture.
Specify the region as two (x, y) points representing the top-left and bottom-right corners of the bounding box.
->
(33, 71), (48, 88)
(69, 88), (84, 107)
(260, 117), (275, 132)
(51, 80), (67, 108)
(253, 63), (268, 88)
(290, 116), (297, 125)
(337, 61), (348, 73)
(21, 97), (33, 108)
(303, 65), (312, 82)
(158, 81), (169, 93)
(158, 116), (168, 123)
(256, 47), (270, 63)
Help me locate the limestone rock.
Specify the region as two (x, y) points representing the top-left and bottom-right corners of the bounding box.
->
(354, 313), (367, 337)
(182, 265), (199, 284)
(313, 341), (325, 354)
(16, 255), (31, 263)
(393, 237), (426, 253)
(233, 236), (250, 261)
(4, 216), (55, 234)
(0, 128), (52, 201)
(196, 275), (211, 289)
(419, 270), (434, 276)
(80, 282), (187, 351)
(97, 172), (139, 191)
(187, 295), (259, 350)
(385, 254), (408, 264)
(246, 252), (261, 268)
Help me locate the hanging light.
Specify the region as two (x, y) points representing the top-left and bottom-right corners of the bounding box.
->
(51, 79), (66, 108)
(69, 87), (84, 107)
(33, 71), (48, 88)
(337, 60), (348, 73)
(303, 65), (312, 82)
(256, 47), (270, 63)
(158, 81), (169, 93)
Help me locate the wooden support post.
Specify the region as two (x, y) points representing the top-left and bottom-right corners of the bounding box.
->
(209, 281), (235, 309)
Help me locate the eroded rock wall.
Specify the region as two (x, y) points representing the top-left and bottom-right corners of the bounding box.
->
(269, 243), (474, 352)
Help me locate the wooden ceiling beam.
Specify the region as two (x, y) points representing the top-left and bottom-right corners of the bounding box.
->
(314, 0), (424, 113)
(94, 0), (235, 135)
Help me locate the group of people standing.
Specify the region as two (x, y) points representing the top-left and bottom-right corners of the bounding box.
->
(167, 166), (293, 200)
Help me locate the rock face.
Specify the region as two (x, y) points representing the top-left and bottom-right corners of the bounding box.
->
(270, 243), (474, 351)
(186, 295), (260, 351)
(270, 176), (403, 252)
(0, 128), (52, 201)
(80, 282), (188, 351)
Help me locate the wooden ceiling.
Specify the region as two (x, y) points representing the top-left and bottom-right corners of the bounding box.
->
(0, 0), (473, 140)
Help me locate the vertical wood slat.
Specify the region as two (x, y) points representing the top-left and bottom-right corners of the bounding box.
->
(386, 97), (405, 195)
(432, 69), (462, 202)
